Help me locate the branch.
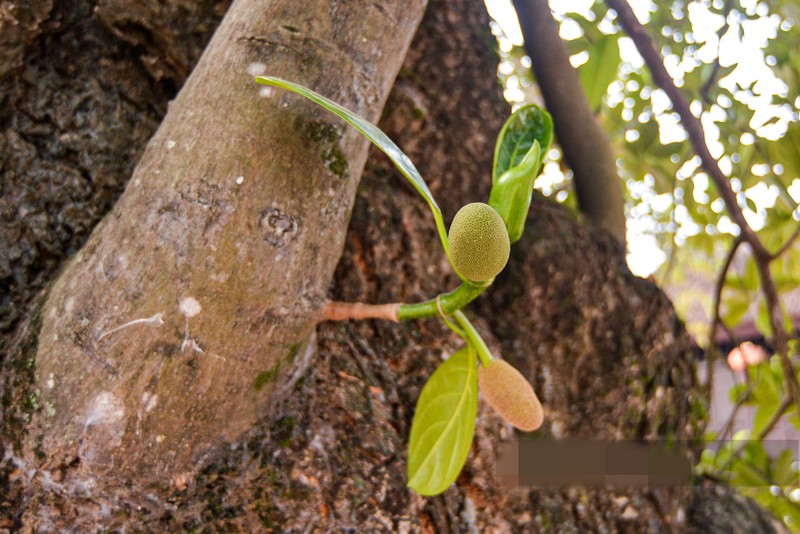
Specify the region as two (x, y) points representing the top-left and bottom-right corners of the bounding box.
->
(607, 0), (800, 423)
(320, 302), (401, 322)
(717, 395), (791, 473)
(770, 222), (800, 260)
(708, 237), (742, 348)
(704, 236), (743, 401)
(512, 0), (627, 245)
(319, 281), (490, 322)
(605, 0), (768, 261)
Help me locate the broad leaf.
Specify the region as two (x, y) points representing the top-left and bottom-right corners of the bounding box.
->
(407, 346), (478, 496)
(256, 76), (451, 259)
(492, 104), (553, 182)
(578, 34), (621, 112)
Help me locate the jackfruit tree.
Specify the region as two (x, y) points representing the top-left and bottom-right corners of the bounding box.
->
(0, 0), (791, 530)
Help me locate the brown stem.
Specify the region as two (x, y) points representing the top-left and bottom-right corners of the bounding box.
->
(717, 395), (791, 474)
(754, 258), (800, 412)
(708, 237), (742, 347)
(705, 236), (742, 405)
(320, 301), (401, 322)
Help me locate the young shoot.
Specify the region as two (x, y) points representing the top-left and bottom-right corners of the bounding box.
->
(256, 76), (552, 496)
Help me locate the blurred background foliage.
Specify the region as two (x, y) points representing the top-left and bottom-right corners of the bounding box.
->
(489, 0), (800, 528)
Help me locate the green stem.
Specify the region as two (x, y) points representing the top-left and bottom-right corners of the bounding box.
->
(397, 281), (491, 320)
(452, 310), (494, 367)
(441, 315), (466, 338)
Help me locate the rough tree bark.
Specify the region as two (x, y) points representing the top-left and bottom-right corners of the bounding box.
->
(2, 0), (426, 519)
(0, 0), (782, 531)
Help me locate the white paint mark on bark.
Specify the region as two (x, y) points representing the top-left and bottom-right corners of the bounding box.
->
(235, 175), (244, 185)
(246, 62), (267, 76)
(166, 140), (176, 149)
(46, 373), (55, 389)
(180, 337), (226, 361)
(97, 312), (165, 342)
(84, 391), (125, 430)
(259, 86), (275, 98)
(136, 392), (158, 435)
(210, 271), (230, 283)
(142, 392), (157, 413)
(178, 297), (225, 361)
(179, 297), (202, 318)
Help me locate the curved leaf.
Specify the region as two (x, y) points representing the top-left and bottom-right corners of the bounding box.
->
(255, 76), (451, 260)
(492, 104), (553, 182)
(407, 346), (478, 496)
(578, 33), (621, 112)
(489, 140), (541, 242)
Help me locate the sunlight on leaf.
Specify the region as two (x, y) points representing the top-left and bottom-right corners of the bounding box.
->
(493, 104), (553, 182)
(578, 34), (621, 112)
(407, 346), (478, 496)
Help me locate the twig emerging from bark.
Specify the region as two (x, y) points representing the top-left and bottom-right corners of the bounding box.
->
(320, 301), (401, 322)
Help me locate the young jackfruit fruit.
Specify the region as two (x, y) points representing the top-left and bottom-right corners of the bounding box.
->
(448, 203), (510, 282)
(478, 359), (543, 431)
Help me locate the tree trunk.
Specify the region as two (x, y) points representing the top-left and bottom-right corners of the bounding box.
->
(3, 0), (425, 508)
(0, 0), (782, 531)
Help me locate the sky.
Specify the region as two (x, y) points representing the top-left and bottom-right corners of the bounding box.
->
(484, 0), (797, 276)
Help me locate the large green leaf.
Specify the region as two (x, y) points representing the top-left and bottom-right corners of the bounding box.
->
(492, 104), (553, 182)
(578, 34), (621, 112)
(255, 76), (450, 259)
(407, 346), (478, 496)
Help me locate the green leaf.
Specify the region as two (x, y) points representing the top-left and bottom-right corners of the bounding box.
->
(771, 448), (797, 486)
(407, 346), (478, 496)
(489, 105), (553, 242)
(578, 34), (621, 112)
(493, 104), (553, 182)
(255, 76), (452, 262)
(489, 141), (542, 242)
(755, 300), (774, 338)
(722, 292), (751, 328)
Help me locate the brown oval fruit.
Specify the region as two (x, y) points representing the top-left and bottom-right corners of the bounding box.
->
(478, 359), (543, 431)
(448, 202), (510, 282)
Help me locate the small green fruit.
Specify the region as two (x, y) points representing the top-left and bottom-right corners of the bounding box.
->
(448, 203), (510, 282)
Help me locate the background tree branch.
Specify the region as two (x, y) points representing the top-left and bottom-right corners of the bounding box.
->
(512, 0), (627, 245)
(607, 0), (800, 452)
